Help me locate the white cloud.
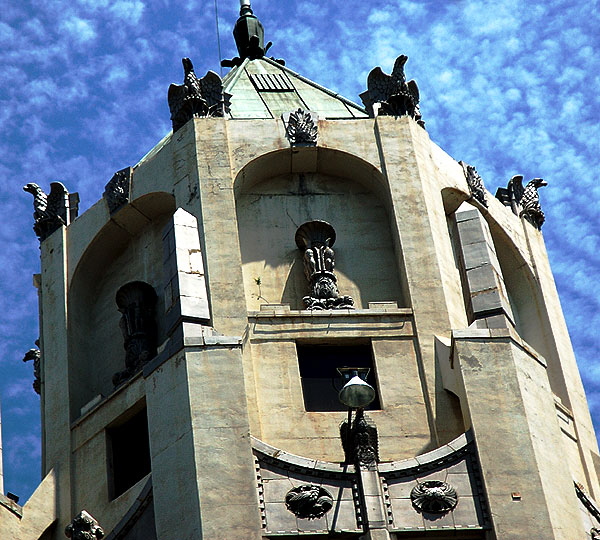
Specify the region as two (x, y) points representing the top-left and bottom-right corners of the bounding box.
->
(60, 16), (97, 43)
(109, 0), (145, 24)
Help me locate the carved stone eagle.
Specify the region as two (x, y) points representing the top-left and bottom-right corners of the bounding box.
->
(167, 57), (231, 132)
(360, 54), (423, 125)
(23, 181), (77, 241)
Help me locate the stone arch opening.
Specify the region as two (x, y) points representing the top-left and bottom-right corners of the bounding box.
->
(68, 192), (176, 417)
(233, 148), (408, 311)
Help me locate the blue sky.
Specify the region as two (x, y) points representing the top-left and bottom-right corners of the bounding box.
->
(0, 0), (598, 501)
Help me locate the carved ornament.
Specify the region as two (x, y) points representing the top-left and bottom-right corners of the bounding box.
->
(340, 409), (379, 468)
(360, 54), (424, 126)
(103, 167), (132, 214)
(168, 57), (232, 132)
(285, 485), (334, 519)
(284, 108), (318, 145)
(410, 480), (458, 514)
(459, 161), (487, 207)
(23, 182), (79, 241)
(495, 175), (547, 229)
(295, 220), (354, 310)
(112, 281), (157, 386)
(22, 342), (41, 395)
(65, 510), (104, 540)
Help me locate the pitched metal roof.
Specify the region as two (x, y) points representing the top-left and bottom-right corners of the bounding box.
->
(223, 57), (368, 119)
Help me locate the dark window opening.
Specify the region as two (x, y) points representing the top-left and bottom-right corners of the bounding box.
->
(107, 405), (151, 499)
(296, 342), (381, 412)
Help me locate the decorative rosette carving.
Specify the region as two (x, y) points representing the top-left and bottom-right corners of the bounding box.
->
(285, 485), (334, 519)
(410, 480), (458, 514)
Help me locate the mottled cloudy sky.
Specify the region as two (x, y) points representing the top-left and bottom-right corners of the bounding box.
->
(0, 0), (598, 501)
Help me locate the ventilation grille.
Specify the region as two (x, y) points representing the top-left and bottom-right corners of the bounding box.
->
(249, 72), (294, 92)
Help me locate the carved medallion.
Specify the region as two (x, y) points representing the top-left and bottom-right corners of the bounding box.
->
(65, 510), (104, 540)
(285, 485), (334, 519)
(410, 480), (458, 514)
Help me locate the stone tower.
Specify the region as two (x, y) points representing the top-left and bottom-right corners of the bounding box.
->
(1, 2), (600, 539)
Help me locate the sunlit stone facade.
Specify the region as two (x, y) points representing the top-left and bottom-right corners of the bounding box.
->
(1, 8), (600, 540)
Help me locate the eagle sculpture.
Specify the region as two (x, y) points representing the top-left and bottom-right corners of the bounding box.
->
(340, 409), (379, 467)
(23, 182), (72, 240)
(360, 54), (423, 125)
(168, 58), (230, 132)
(508, 175), (547, 229)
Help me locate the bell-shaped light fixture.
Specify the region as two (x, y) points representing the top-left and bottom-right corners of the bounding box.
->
(337, 367), (376, 408)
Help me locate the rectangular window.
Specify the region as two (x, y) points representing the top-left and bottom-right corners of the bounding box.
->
(107, 404), (151, 499)
(296, 342), (381, 412)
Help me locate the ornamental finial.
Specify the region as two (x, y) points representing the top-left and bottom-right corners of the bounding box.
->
(222, 0), (279, 67)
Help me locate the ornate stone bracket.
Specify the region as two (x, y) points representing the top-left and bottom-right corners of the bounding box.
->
(495, 175), (547, 229)
(65, 510), (104, 539)
(168, 57), (232, 132)
(103, 167), (132, 214)
(410, 480), (458, 514)
(22, 341), (41, 395)
(459, 161), (487, 207)
(359, 54), (424, 127)
(283, 108), (318, 145)
(23, 182), (79, 241)
(285, 485), (334, 519)
(340, 409), (379, 469)
(295, 220), (354, 310)
(112, 281), (158, 386)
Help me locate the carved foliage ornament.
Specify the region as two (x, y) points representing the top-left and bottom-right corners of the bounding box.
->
(459, 161), (487, 207)
(284, 108), (318, 145)
(112, 281), (158, 386)
(168, 57), (231, 132)
(23, 182), (79, 241)
(495, 175), (547, 229)
(360, 54), (424, 126)
(295, 220), (354, 310)
(103, 167), (132, 214)
(285, 485), (334, 519)
(410, 480), (458, 514)
(65, 510), (104, 540)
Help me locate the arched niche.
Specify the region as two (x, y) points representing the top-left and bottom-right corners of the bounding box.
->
(489, 224), (567, 402)
(443, 190), (567, 404)
(233, 148), (407, 311)
(68, 192), (176, 418)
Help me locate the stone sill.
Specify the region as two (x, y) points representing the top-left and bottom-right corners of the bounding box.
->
(249, 302), (413, 318)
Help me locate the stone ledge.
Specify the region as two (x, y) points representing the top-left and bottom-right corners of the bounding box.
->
(0, 494), (22, 518)
(452, 326), (547, 368)
(249, 307), (413, 318)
